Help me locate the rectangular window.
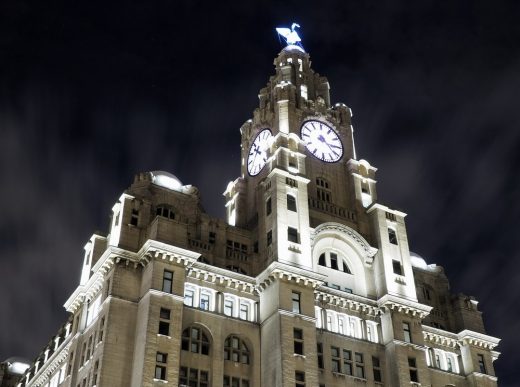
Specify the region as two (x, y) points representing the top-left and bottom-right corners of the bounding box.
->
(267, 230), (272, 246)
(292, 292), (301, 314)
(224, 299), (233, 316)
(92, 360), (99, 386)
(180, 367), (208, 387)
(97, 316), (105, 343)
(331, 346), (341, 372)
(67, 351), (74, 376)
(209, 231), (216, 244)
(155, 352), (167, 380)
(403, 322), (412, 343)
(200, 293), (210, 310)
(478, 354), (487, 374)
(293, 328), (304, 355)
(239, 302), (249, 320)
(266, 197), (272, 215)
(330, 253), (338, 270)
(355, 352), (365, 378)
(162, 270), (173, 293)
(159, 321), (169, 336)
(392, 260), (403, 275)
(343, 349), (352, 375)
(184, 288), (194, 307)
(288, 227), (299, 243)
(158, 308), (170, 336)
(317, 343), (324, 369)
(372, 356), (382, 382)
(295, 371), (305, 387)
(130, 209), (139, 226)
(388, 228), (398, 245)
(287, 194), (297, 211)
(408, 357), (418, 382)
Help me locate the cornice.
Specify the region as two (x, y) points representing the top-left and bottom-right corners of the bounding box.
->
(256, 261), (326, 292)
(314, 288), (380, 317)
(377, 294), (432, 319)
(457, 329), (500, 350)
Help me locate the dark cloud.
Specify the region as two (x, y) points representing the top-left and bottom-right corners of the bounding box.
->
(0, 1), (519, 384)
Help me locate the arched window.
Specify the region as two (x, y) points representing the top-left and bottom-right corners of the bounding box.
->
(317, 251), (351, 274)
(224, 335), (250, 364)
(181, 326), (210, 355)
(156, 205), (175, 220)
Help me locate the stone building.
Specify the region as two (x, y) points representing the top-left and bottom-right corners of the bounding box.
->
(17, 35), (499, 387)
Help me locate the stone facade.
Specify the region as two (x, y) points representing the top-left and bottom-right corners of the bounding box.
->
(17, 44), (499, 387)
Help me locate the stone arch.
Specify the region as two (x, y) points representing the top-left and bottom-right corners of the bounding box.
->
(312, 223), (377, 297)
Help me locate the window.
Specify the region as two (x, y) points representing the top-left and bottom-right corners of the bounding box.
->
(67, 351), (74, 376)
(182, 326), (210, 355)
(162, 270), (173, 293)
(330, 253), (338, 270)
(388, 228), (398, 245)
(155, 352), (167, 380)
(98, 317), (105, 343)
(156, 205), (175, 220)
(355, 352), (365, 378)
(403, 322), (412, 343)
(224, 335), (250, 364)
(342, 261), (351, 273)
(184, 288), (194, 307)
(266, 197), (272, 215)
(130, 209), (139, 226)
(317, 343), (324, 369)
(293, 328), (304, 355)
(343, 349), (353, 375)
(224, 299), (234, 316)
(338, 317), (344, 334)
(86, 335), (93, 360)
(292, 292), (301, 314)
(447, 356), (453, 372)
(331, 346), (341, 372)
(92, 360), (99, 386)
(318, 253), (325, 266)
(200, 293), (210, 310)
(477, 354), (486, 374)
(80, 342), (87, 365)
(267, 230), (272, 246)
(435, 353), (441, 368)
(316, 177), (331, 202)
(408, 357), (418, 383)
(239, 302), (249, 320)
(209, 231), (216, 244)
(393, 260), (403, 275)
(159, 308), (170, 336)
(295, 371), (305, 387)
(372, 356), (382, 382)
(179, 367), (208, 387)
(224, 376), (249, 387)
(288, 227), (299, 243)
(287, 194), (297, 211)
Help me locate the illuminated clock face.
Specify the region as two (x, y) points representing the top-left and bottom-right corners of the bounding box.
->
(247, 129), (273, 176)
(300, 120), (343, 163)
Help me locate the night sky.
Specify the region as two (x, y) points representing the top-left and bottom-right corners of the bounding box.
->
(1, 1), (519, 385)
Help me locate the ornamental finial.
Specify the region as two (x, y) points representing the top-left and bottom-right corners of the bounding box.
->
(276, 23), (305, 52)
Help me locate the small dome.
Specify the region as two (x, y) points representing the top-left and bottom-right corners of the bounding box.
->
(150, 171), (183, 191)
(410, 252), (428, 270)
(3, 357), (30, 375)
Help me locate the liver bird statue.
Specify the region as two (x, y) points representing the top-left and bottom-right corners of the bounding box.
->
(276, 23), (304, 51)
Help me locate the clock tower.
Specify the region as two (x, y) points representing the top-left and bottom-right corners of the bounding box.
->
(19, 25), (500, 387)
